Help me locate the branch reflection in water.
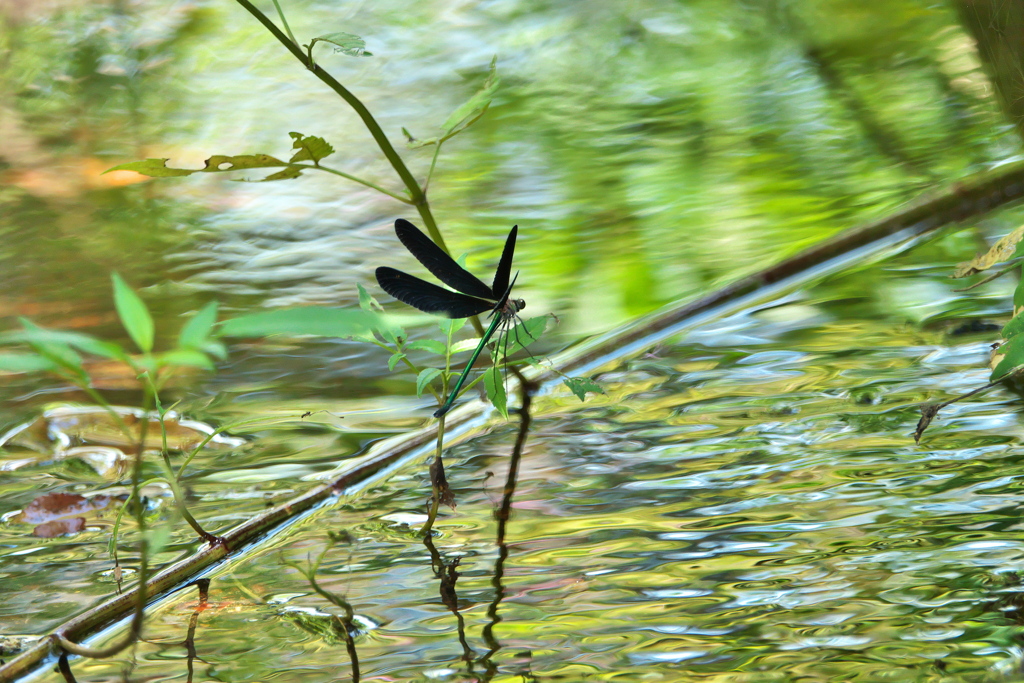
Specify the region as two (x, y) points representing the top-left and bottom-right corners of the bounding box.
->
(422, 383), (537, 681)
(55, 579), (212, 683)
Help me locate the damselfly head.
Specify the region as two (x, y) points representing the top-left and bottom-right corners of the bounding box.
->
(512, 298), (526, 313)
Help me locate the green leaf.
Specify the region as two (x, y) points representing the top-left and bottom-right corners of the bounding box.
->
(416, 367), (441, 397)
(288, 132), (335, 164)
(1004, 313), (1024, 341)
(1015, 270), (1024, 309)
(307, 32), (372, 57)
(105, 154), (290, 179)
(451, 338), (482, 355)
(388, 352), (406, 371)
(357, 283), (383, 313)
(200, 340), (228, 360)
(993, 334), (1024, 380)
(256, 167), (303, 182)
(157, 349), (215, 370)
(406, 339), (446, 355)
(0, 353), (58, 373)
(484, 365), (507, 418)
(103, 158), (194, 177)
(19, 319), (84, 373)
(0, 326), (125, 360)
(504, 316), (548, 356)
(409, 56), (499, 148)
(438, 317), (467, 337)
(112, 273), (155, 353)
(219, 307), (387, 341)
(563, 377), (605, 402)
(178, 302), (218, 350)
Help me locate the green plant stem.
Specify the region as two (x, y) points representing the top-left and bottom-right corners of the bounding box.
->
(368, 338), (440, 401)
(233, 0), (449, 252)
(299, 164), (412, 203)
(58, 392), (153, 659)
(143, 374), (220, 544)
(269, 0), (297, 46)
(424, 142), (443, 192)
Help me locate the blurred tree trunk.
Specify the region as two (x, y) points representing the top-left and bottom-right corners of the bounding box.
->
(954, 1), (1024, 141)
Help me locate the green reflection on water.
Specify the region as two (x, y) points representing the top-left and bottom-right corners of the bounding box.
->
(3, 0), (1024, 680)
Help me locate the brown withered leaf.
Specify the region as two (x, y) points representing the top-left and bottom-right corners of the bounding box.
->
(430, 458), (456, 510)
(33, 517), (86, 538)
(952, 225), (1024, 278)
(18, 492), (115, 524)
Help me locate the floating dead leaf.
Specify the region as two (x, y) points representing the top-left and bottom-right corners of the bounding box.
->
(16, 492), (117, 524)
(32, 517), (86, 538)
(0, 404), (244, 455)
(952, 225), (1024, 278)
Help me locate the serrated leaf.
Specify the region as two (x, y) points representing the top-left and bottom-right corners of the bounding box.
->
(450, 338), (482, 355)
(503, 316), (548, 356)
(288, 132), (335, 164)
(219, 307), (387, 341)
(1004, 313), (1024, 341)
(484, 365), (507, 418)
(953, 225), (1024, 278)
(112, 273), (155, 353)
(416, 367), (441, 397)
(406, 339), (446, 355)
(157, 349), (215, 370)
(563, 377), (605, 402)
(388, 352), (406, 371)
(357, 283), (383, 313)
(438, 317), (467, 337)
(178, 302), (218, 350)
(308, 32), (372, 57)
(0, 353), (58, 373)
